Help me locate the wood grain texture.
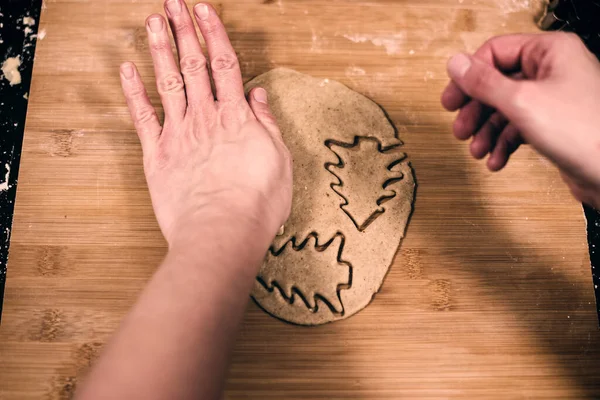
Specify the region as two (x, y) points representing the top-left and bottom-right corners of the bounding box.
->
(1, 0), (599, 398)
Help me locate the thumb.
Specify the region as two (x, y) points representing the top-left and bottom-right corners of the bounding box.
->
(447, 53), (522, 116)
(248, 87), (282, 139)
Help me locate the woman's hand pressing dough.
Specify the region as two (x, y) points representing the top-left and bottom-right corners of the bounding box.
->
(119, 2), (292, 248)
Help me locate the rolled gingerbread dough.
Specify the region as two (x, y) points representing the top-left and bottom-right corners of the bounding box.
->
(245, 68), (415, 325)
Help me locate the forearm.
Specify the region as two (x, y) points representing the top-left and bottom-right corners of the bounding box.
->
(76, 217), (272, 400)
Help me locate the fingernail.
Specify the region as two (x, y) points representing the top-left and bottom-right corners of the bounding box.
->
(148, 17), (164, 33)
(448, 53), (472, 79)
(166, 0), (182, 16)
(121, 63), (135, 79)
(194, 3), (209, 20)
(254, 88), (268, 104)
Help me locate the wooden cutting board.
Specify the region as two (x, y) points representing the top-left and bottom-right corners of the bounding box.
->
(1, 0), (599, 398)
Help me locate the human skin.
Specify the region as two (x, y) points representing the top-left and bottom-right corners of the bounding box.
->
(74, 2), (292, 399)
(442, 32), (600, 209)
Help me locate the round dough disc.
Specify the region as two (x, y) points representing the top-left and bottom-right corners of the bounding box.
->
(245, 68), (415, 325)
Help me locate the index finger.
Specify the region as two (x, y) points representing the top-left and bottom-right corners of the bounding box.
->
(441, 34), (537, 111)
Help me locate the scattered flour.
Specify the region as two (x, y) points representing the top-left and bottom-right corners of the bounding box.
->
(341, 32), (405, 55)
(38, 29), (47, 40)
(277, 0), (285, 14)
(499, 0), (531, 13)
(308, 19), (330, 54)
(0, 164), (11, 192)
(2, 56), (22, 86)
(345, 66), (366, 76)
(310, 26), (326, 53)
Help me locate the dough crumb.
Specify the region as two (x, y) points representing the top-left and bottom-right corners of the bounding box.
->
(23, 17), (36, 26)
(2, 56), (22, 86)
(0, 163), (11, 192)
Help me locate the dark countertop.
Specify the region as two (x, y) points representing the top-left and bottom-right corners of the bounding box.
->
(0, 0), (42, 319)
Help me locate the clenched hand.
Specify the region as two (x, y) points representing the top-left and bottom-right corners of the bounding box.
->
(442, 33), (600, 209)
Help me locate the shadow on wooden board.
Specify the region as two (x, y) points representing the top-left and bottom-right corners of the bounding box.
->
(223, 37), (600, 400)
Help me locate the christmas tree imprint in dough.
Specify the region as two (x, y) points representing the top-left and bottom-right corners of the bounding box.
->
(257, 138), (408, 317)
(326, 137), (407, 232)
(245, 68), (415, 326)
(257, 234), (352, 315)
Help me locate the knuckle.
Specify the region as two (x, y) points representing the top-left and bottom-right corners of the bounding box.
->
(150, 40), (171, 53)
(234, 98), (250, 113)
(216, 107), (238, 128)
(135, 106), (159, 125)
(126, 85), (147, 99)
(172, 22), (194, 36)
(211, 52), (239, 73)
(180, 55), (207, 75)
(257, 110), (277, 126)
(158, 74), (185, 94)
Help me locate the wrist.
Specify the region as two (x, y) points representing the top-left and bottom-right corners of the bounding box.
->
(169, 189), (281, 249)
(166, 209), (275, 280)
